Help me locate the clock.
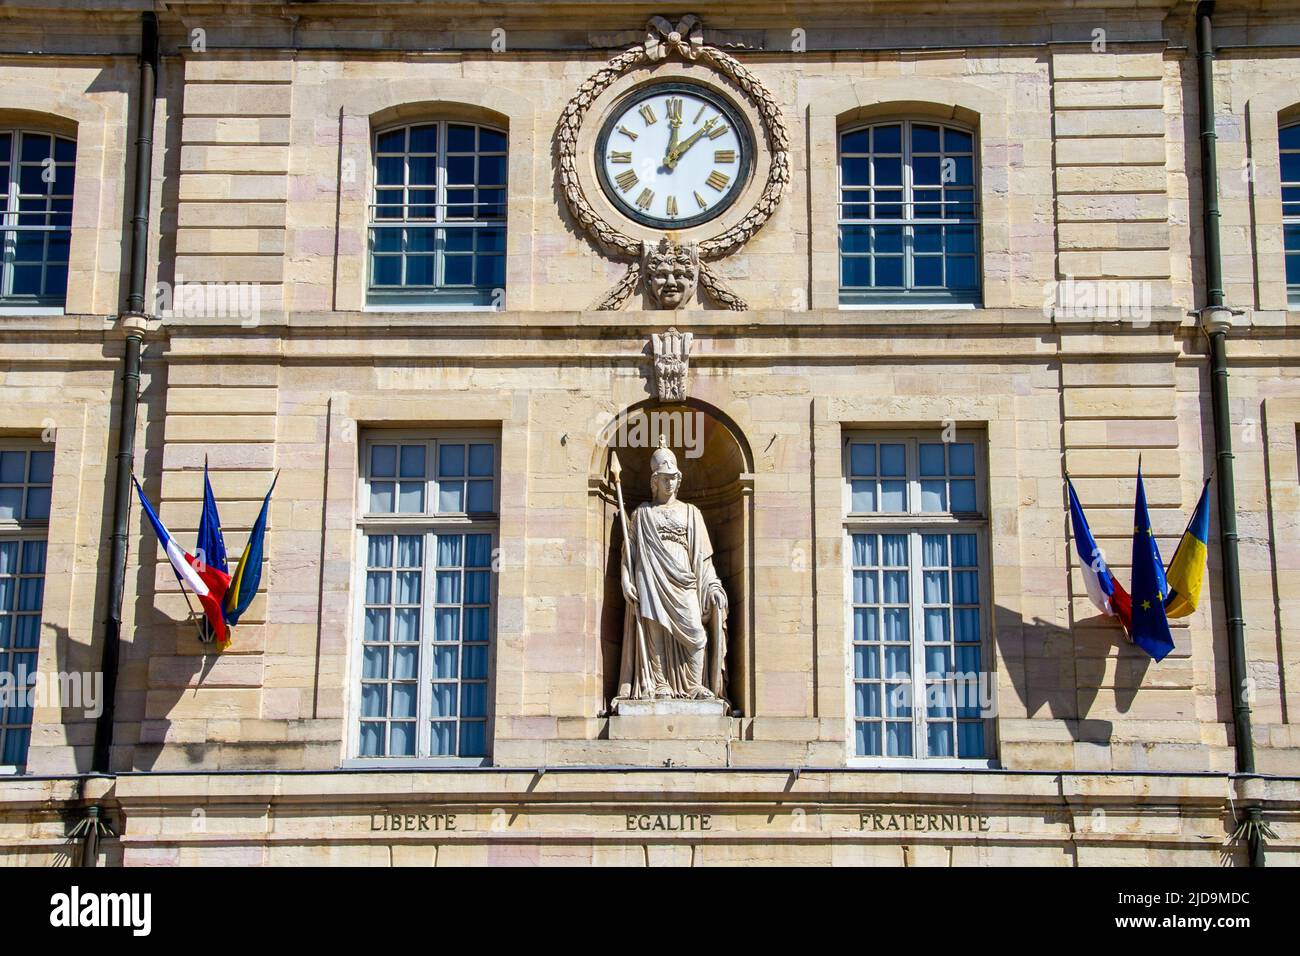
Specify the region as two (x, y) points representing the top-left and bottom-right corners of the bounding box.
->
(595, 82), (754, 230)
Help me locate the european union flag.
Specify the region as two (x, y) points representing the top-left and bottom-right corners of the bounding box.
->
(194, 458), (230, 644)
(224, 472), (277, 628)
(195, 458), (228, 577)
(1130, 468), (1174, 661)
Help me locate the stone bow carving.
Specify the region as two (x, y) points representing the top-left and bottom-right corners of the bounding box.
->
(557, 14), (789, 312)
(644, 15), (703, 61)
(651, 327), (692, 401)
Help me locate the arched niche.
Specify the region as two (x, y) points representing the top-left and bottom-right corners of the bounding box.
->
(588, 398), (755, 715)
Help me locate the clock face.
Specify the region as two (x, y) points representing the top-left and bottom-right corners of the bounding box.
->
(595, 82), (753, 229)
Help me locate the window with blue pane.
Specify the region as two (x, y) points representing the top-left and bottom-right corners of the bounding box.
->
(1282, 122), (1300, 307)
(359, 533), (423, 758)
(364, 439), (496, 518)
(0, 446), (52, 770)
(847, 441), (908, 513)
(356, 433), (498, 762)
(920, 532), (985, 759)
(430, 532), (492, 757)
(368, 121), (507, 309)
(845, 434), (990, 762)
(1, 131), (75, 308)
(838, 121), (980, 306)
(851, 533), (914, 757)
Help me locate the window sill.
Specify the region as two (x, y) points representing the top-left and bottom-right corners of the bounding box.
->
(839, 302), (978, 311)
(0, 306), (65, 316)
(845, 757), (998, 770)
(844, 512), (986, 522)
(341, 757), (491, 769)
(363, 304), (502, 313)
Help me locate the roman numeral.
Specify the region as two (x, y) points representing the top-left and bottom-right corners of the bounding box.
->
(635, 187), (654, 210)
(705, 170), (730, 191)
(618, 125), (638, 140)
(667, 98), (683, 122)
(707, 124), (728, 140)
(714, 149), (736, 163)
(615, 169), (639, 191)
(693, 104), (706, 123)
(694, 190), (707, 209)
(610, 151), (632, 163)
(639, 104), (657, 125)
(666, 195), (678, 217)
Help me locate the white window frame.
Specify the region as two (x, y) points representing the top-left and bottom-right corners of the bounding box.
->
(1282, 120), (1300, 309)
(0, 441), (54, 774)
(837, 117), (982, 308)
(0, 129), (76, 311)
(345, 429), (501, 768)
(842, 431), (996, 769)
(365, 120), (507, 312)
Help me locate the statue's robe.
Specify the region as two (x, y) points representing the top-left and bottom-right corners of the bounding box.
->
(618, 500), (727, 701)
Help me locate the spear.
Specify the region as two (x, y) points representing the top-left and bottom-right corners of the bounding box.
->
(610, 451), (649, 699)
(610, 451), (633, 578)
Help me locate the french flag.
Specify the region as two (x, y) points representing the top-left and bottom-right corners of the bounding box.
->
(1067, 478), (1133, 634)
(134, 478), (232, 644)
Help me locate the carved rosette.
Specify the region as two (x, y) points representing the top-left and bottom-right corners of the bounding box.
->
(558, 14), (790, 311)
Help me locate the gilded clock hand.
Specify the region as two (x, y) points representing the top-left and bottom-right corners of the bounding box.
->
(665, 115), (680, 166)
(665, 117), (716, 171)
(662, 96), (684, 167)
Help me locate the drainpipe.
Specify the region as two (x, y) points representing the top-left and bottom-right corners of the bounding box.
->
(1193, 1), (1262, 867)
(92, 11), (158, 774)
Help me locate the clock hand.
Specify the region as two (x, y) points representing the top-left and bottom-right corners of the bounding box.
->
(663, 97), (686, 164)
(665, 115), (680, 166)
(665, 117), (716, 171)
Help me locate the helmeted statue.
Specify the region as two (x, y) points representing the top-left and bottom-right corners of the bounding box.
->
(615, 437), (729, 703)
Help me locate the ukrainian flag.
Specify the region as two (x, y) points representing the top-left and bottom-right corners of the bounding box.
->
(1164, 479), (1211, 619)
(224, 473), (277, 628)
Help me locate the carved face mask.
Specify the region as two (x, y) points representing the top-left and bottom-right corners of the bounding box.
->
(649, 257), (696, 309)
(643, 240), (699, 310)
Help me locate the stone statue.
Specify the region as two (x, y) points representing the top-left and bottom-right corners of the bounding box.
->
(611, 437), (729, 704)
(642, 238), (699, 309)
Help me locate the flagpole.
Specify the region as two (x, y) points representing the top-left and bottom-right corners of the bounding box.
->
(1172, 475), (1213, 544)
(171, 566), (210, 643)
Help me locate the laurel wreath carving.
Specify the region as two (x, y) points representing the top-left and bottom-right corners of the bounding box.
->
(557, 17), (789, 269)
(588, 261), (643, 311)
(698, 262), (748, 311)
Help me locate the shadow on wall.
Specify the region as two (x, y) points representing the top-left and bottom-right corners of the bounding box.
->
(128, 460), (221, 774)
(119, 355), (223, 773)
(994, 607), (1152, 748)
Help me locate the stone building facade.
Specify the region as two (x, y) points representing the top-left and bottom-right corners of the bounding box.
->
(0, 0), (1298, 866)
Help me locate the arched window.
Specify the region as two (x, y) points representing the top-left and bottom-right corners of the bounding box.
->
(368, 121), (507, 309)
(838, 120), (980, 306)
(1283, 121), (1300, 307)
(0, 130), (74, 308)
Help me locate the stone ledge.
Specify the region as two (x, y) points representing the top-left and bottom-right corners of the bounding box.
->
(74, 768), (1290, 808)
